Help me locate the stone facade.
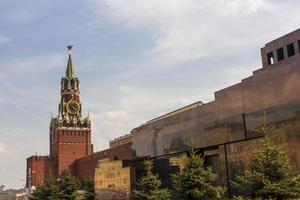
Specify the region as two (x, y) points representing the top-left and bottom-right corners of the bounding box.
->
(109, 134), (133, 148)
(130, 29), (300, 156)
(114, 28), (300, 195)
(169, 153), (187, 173)
(94, 159), (134, 200)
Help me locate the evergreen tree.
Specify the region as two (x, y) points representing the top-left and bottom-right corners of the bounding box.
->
(81, 178), (95, 200)
(30, 176), (59, 200)
(131, 159), (171, 200)
(58, 170), (80, 200)
(30, 171), (94, 200)
(232, 124), (300, 199)
(171, 147), (226, 200)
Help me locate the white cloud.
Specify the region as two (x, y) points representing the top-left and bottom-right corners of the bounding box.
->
(0, 82), (56, 123)
(90, 110), (133, 150)
(92, 1), (258, 65)
(119, 85), (169, 114)
(0, 143), (10, 157)
(0, 54), (65, 79)
(90, 85), (193, 150)
(91, 0), (300, 71)
(176, 97), (195, 106)
(91, 110), (130, 136)
(102, 110), (128, 120)
(222, 0), (267, 13)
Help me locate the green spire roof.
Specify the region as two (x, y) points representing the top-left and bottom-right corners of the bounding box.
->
(65, 45), (76, 79)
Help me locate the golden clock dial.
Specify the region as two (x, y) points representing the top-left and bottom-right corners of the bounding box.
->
(66, 100), (80, 114)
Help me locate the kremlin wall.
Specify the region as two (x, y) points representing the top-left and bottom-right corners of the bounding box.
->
(26, 29), (300, 198)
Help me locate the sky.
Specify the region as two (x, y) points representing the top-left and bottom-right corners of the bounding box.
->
(0, 0), (300, 189)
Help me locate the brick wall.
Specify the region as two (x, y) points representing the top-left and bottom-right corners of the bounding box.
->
(72, 143), (133, 180)
(26, 156), (55, 187)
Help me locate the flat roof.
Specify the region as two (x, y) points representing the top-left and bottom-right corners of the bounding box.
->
(144, 101), (204, 125)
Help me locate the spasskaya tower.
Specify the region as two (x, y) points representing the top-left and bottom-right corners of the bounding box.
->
(50, 45), (93, 176)
(26, 46), (93, 187)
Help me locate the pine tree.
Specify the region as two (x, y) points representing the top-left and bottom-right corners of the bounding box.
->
(58, 170), (80, 200)
(171, 147), (226, 200)
(30, 171), (91, 200)
(30, 176), (59, 200)
(81, 178), (95, 200)
(131, 159), (171, 200)
(232, 124), (300, 199)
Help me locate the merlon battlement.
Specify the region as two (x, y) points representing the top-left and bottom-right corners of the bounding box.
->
(27, 155), (52, 161)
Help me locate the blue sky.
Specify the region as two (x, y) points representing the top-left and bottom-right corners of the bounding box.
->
(0, 0), (300, 189)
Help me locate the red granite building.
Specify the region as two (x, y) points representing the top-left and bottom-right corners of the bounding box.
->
(124, 29), (300, 195)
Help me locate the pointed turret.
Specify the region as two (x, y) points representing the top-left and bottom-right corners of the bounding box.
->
(65, 45), (76, 79)
(46, 43), (93, 179)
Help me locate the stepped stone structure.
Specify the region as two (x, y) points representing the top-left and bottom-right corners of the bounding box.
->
(94, 158), (134, 200)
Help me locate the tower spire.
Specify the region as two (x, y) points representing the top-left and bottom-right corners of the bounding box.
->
(65, 44), (76, 79)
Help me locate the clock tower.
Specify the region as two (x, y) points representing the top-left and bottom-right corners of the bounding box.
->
(49, 45), (93, 176)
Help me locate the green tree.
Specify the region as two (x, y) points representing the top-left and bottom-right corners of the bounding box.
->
(171, 147), (226, 200)
(232, 124), (300, 199)
(131, 159), (171, 200)
(58, 170), (80, 200)
(30, 176), (59, 200)
(30, 171), (94, 200)
(80, 178), (95, 200)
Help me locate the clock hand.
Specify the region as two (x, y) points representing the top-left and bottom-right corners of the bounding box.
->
(71, 104), (77, 110)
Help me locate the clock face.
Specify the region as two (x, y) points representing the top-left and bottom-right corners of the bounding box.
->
(66, 100), (80, 114)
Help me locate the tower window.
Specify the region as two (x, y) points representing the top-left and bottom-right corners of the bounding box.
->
(277, 47), (284, 61)
(267, 52), (274, 65)
(287, 43), (295, 57)
(298, 40), (300, 53)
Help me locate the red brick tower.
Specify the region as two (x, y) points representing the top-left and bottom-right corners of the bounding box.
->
(49, 45), (93, 176)
(26, 46), (94, 187)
